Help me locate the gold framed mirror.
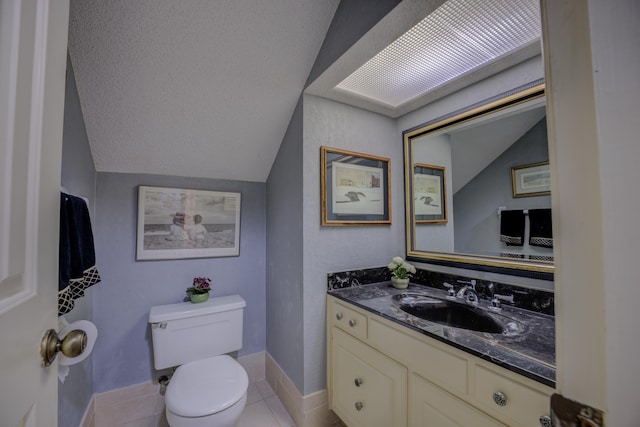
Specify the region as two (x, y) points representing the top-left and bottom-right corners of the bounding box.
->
(403, 82), (553, 278)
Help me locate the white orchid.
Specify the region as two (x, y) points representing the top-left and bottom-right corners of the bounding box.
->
(388, 256), (416, 279)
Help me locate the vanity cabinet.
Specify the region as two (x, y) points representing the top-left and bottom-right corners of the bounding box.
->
(332, 328), (407, 427)
(327, 295), (553, 427)
(411, 373), (506, 426)
(330, 299), (407, 426)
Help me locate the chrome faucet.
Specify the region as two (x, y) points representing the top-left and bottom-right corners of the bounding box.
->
(456, 279), (478, 306)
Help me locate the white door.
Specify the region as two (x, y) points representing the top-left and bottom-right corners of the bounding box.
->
(0, 0), (69, 426)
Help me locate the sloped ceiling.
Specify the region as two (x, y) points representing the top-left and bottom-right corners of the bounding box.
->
(68, 0), (339, 183)
(450, 105), (546, 194)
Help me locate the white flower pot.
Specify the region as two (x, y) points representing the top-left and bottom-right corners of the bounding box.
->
(391, 277), (409, 289)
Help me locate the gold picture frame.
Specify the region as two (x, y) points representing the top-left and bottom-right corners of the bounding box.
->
(321, 146), (391, 226)
(136, 186), (241, 260)
(511, 162), (551, 198)
(413, 163), (447, 224)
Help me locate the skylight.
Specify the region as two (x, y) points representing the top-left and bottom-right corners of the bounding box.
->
(335, 0), (541, 108)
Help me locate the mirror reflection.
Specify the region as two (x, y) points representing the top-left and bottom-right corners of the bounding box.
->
(404, 84), (553, 275)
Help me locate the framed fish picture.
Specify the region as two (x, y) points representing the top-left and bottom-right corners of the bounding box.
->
(413, 163), (447, 224)
(320, 146), (391, 226)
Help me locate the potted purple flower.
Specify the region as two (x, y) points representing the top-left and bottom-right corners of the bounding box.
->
(186, 277), (211, 303)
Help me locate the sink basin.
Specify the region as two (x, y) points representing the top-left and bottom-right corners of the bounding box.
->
(392, 293), (526, 336)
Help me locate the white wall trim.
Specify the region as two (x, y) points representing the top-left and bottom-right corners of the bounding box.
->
(77, 351), (268, 427)
(265, 352), (341, 427)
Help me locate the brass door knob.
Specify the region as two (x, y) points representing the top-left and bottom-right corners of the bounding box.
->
(40, 328), (87, 367)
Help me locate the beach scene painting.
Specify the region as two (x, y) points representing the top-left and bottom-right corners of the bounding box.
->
(136, 186), (241, 260)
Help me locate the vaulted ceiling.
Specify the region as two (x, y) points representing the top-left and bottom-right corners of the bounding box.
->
(68, 1), (542, 185)
(68, 0), (339, 183)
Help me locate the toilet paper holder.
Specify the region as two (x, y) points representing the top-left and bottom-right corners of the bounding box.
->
(40, 328), (87, 367)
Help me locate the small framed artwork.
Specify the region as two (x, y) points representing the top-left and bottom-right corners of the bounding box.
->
(136, 186), (241, 260)
(320, 146), (391, 226)
(511, 161), (551, 198)
(413, 163), (447, 223)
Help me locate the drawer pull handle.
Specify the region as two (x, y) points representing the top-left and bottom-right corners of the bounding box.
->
(492, 391), (508, 406)
(349, 319), (357, 327)
(355, 401), (363, 411)
(539, 415), (552, 427)
(336, 312), (343, 320)
(354, 378), (363, 387)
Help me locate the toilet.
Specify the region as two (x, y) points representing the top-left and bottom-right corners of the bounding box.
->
(149, 294), (249, 427)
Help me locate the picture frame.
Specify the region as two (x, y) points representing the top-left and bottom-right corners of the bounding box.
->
(320, 146), (391, 226)
(413, 163), (447, 223)
(511, 161), (551, 198)
(136, 186), (241, 260)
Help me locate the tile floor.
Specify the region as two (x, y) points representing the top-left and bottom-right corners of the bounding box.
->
(95, 379), (297, 427)
(238, 380), (297, 427)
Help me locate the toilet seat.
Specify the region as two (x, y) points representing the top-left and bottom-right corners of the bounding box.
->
(166, 355), (248, 418)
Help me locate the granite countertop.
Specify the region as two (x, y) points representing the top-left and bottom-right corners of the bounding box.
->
(328, 282), (556, 388)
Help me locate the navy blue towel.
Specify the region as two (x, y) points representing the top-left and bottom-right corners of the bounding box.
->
(529, 208), (553, 248)
(500, 210), (525, 246)
(59, 193), (101, 315)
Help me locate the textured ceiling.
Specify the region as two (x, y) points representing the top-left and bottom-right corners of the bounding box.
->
(68, 0), (339, 182)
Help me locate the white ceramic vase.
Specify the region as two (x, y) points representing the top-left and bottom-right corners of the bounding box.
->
(391, 277), (409, 289)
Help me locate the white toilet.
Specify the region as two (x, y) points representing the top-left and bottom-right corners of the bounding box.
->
(149, 294), (249, 427)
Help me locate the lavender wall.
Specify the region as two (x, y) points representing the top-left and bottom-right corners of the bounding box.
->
(301, 95), (401, 394)
(266, 0), (402, 395)
(265, 98), (305, 390)
(92, 172), (266, 392)
(454, 118), (552, 257)
(59, 55), (97, 427)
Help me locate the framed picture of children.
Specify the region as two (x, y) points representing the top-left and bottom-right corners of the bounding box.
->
(136, 186), (241, 260)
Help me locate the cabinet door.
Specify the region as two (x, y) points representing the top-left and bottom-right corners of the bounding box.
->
(411, 374), (506, 427)
(332, 328), (407, 427)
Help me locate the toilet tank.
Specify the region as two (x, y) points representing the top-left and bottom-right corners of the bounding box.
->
(149, 294), (245, 370)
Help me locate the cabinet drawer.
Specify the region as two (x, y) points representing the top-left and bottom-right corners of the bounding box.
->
(331, 299), (368, 341)
(474, 365), (551, 427)
(332, 328), (407, 427)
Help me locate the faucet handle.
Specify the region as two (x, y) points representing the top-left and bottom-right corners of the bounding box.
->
(467, 292), (478, 304)
(443, 282), (456, 299)
(489, 296), (502, 311)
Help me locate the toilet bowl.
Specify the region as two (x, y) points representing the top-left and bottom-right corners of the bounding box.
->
(148, 295), (249, 427)
(165, 355), (249, 427)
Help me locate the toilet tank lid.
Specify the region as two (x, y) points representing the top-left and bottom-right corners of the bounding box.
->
(149, 294), (246, 323)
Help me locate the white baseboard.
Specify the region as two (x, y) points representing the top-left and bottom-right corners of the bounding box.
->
(76, 351), (338, 427)
(265, 352), (340, 427)
(79, 396), (95, 427)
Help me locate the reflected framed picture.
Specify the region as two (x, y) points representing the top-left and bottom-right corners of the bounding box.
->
(413, 163), (447, 223)
(136, 186), (241, 260)
(321, 146), (391, 226)
(511, 161), (551, 198)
